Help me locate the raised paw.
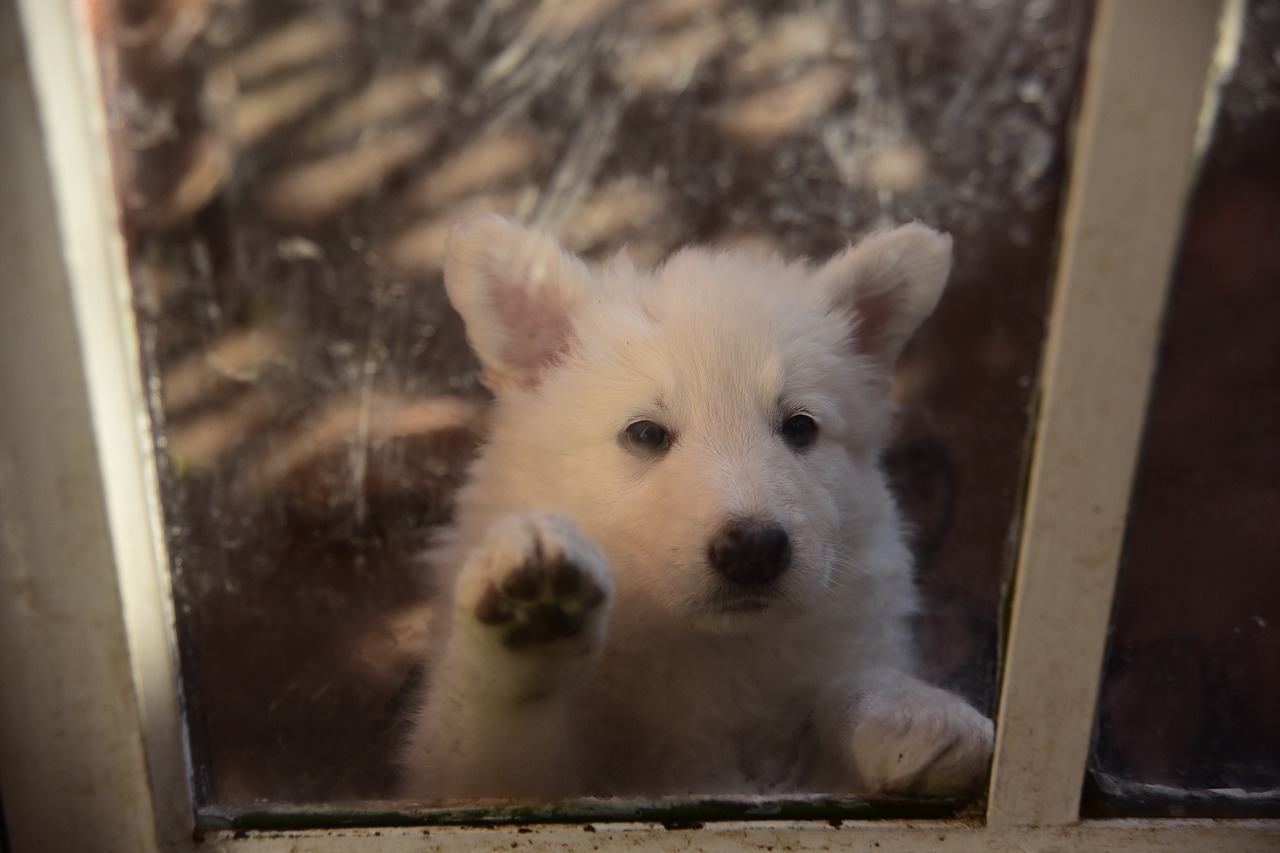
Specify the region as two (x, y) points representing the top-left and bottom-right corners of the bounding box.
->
(850, 677), (994, 797)
(459, 512), (612, 651)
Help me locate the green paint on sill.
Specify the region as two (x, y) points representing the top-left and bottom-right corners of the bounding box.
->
(197, 793), (982, 832)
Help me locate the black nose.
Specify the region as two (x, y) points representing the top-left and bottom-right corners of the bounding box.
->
(707, 519), (792, 585)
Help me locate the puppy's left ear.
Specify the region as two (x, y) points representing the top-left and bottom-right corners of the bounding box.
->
(811, 223), (953, 372)
(443, 215), (592, 393)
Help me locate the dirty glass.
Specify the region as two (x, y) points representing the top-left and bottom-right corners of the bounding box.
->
(1085, 1), (1280, 819)
(90, 0), (1090, 814)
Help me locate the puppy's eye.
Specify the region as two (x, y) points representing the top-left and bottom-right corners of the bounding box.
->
(781, 414), (818, 450)
(624, 420), (670, 453)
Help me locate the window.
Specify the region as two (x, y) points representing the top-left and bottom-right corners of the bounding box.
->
(1087, 0), (1280, 817)
(96, 0), (1087, 811)
(0, 0), (1276, 851)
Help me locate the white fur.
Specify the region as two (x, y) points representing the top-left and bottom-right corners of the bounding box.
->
(400, 215), (993, 801)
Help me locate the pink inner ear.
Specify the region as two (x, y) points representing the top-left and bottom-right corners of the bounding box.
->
(848, 271), (908, 362)
(492, 280), (574, 387)
(853, 289), (894, 355)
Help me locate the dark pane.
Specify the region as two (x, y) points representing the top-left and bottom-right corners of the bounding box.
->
(1087, 0), (1280, 817)
(92, 0), (1088, 808)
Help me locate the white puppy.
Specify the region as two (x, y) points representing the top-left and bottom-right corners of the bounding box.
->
(400, 215), (993, 801)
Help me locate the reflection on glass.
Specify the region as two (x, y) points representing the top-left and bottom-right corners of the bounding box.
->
(1087, 1), (1280, 817)
(93, 0), (1088, 807)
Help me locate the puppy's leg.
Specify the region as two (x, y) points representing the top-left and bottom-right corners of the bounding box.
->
(402, 512), (611, 801)
(817, 669), (994, 797)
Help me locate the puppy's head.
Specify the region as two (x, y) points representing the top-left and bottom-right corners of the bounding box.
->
(444, 215), (951, 632)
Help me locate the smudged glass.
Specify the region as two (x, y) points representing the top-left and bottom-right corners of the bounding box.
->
(91, 0), (1090, 809)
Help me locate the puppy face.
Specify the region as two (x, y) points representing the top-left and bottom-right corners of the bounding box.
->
(444, 216), (951, 632)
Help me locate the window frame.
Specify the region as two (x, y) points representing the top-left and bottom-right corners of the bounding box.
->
(1, 0), (1276, 850)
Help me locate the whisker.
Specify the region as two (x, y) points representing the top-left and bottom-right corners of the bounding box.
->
(815, 538), (871, 591)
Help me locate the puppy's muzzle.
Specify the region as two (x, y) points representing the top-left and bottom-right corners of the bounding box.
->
(708, 519), (792, 585)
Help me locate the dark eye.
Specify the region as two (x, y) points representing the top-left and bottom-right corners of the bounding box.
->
(781, 413), (818, 450)
(623, 420), (670, 453)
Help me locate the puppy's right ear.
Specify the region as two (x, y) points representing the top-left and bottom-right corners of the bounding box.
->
(810, 223), (952, 375)
(443, 215), (591, 393)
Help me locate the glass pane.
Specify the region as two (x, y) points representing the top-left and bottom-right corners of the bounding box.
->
(1086, 0), (1280, 818)
(91, 0), (1089, 814)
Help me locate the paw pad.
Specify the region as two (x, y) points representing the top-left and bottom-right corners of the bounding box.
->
(475, 556), (607, 649)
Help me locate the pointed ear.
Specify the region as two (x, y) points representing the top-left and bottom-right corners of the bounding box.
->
(443, 215), (592, 393)
(811, 223), (952, 371)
